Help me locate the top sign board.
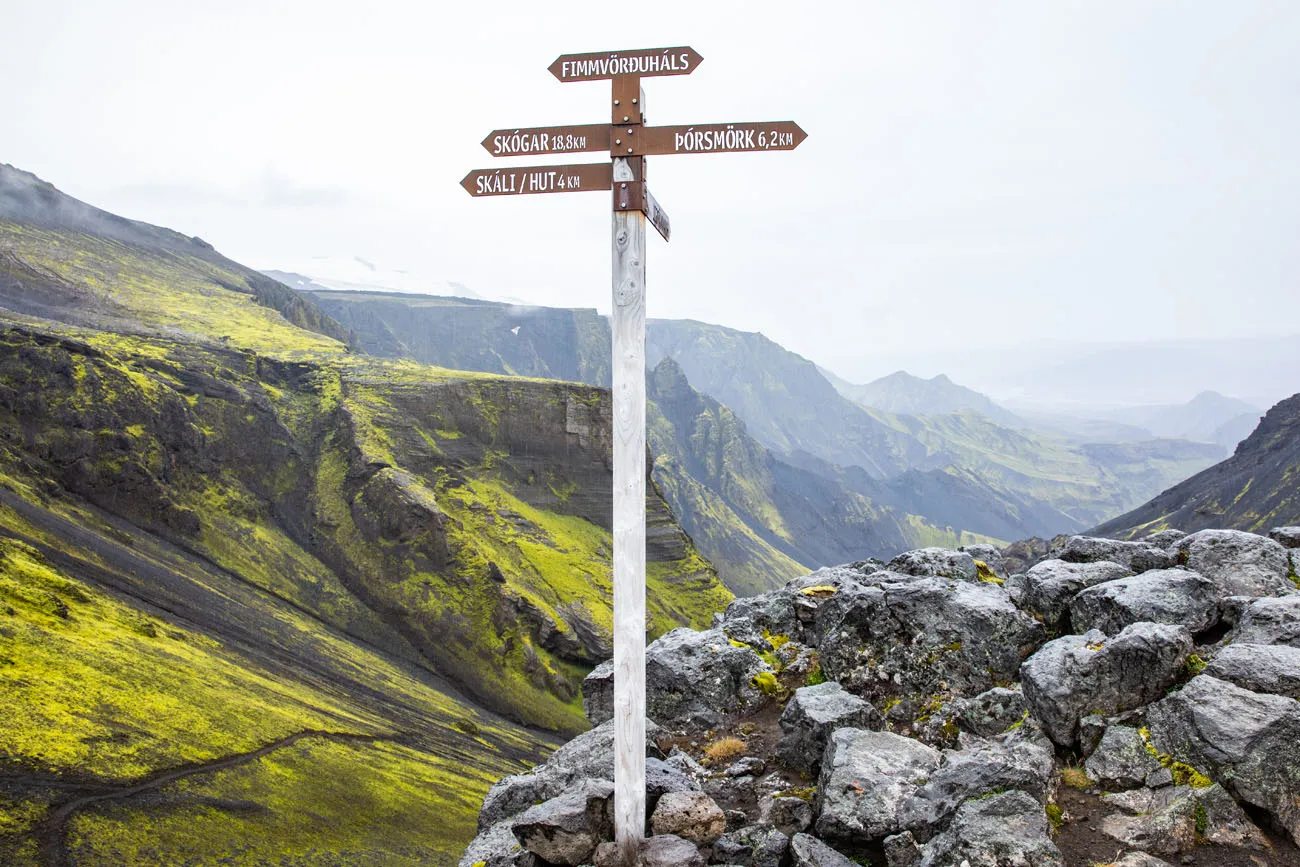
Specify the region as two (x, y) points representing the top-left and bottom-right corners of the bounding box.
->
(549, 46), (703, 82)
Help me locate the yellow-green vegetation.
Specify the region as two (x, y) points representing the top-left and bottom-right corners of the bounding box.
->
(0, 539), (372, 778)
(1170, 762), (1213, 788)
(703, 736), (748, 766)
(751, 670), (782, 696)
(1186, 652), (1208, 675)
(64, 738), (496, 867)
(1045, 802), (1064, 832)
(974, 559), (1005, 585)
(1059, 766), (1092, 789)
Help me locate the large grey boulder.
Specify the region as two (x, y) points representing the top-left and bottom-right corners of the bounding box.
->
(814, 575), (1044, 705)
(478, 719), (660, 828)
(1173, 529), (1295, 598)
(898, 739), (1055, 841)
(1146, 674), (1300, 843)
(777, 681), (881, 774)
(593, 835), (706, 867)
(1020, 623), (1193, 747)
(960, 543), (1005, 576)
(788, 832), (855, 867)
(887, 548), (979, 581)
(1055, 535), (1174, 573)
(711, 823), (789, 867)
(648, 790), (725, 843)
(1113, 853), (1173, 867)
(956, 687), (1027, 738)
(1084, 725), (1164, 790)
(1068, 569), (1219, 636)
(1204, 643), (1300, 699)
(816, 728), (942, 842)
(1269, 526), (1300, 549)
(583, 627), (767, 728)
(1020, 559), (1132, 627)
(458, 820), (537, 867)
(916, 790), (1064, 867)
(1230, 594), (1300, 646)
(509, 779), (613, 866)
(758, 795), (813, 836)
(1099, 783), (1269, 854)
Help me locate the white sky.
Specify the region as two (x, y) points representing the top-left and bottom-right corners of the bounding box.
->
(4, 1), (1298, 400)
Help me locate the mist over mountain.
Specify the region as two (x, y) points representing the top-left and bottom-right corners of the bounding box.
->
(823, 368), (1027, 429)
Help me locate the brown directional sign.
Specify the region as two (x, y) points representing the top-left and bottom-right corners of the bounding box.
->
(482, 124), (610, 157)
(461, 163), (612, 197)
(549, 46), (703, 82)
(624, 122), (807, 156)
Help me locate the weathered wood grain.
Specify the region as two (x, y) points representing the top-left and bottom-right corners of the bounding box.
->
(611, 154), (648, 865)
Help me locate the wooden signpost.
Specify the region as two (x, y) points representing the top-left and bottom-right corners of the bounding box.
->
(461, 47), (805, 865)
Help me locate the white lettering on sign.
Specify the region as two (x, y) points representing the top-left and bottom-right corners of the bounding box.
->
(475, 171), (518, 195)
(492, 130), (591, 156)
(560, 50), (691, 79)
(670, 124), (796, 153)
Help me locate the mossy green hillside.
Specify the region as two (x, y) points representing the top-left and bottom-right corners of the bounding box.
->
(0, 538), (539, 866)
(0, 317), (727, 734)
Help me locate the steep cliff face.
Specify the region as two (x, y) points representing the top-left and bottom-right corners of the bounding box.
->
(1094, 392), (1300, 538)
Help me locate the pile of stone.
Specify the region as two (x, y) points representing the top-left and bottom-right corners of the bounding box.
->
(461, 526), (1300, 866)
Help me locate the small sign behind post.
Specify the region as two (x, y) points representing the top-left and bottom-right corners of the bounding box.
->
(461, 47), (802, 866)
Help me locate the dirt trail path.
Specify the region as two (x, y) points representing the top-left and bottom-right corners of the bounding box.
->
(32, 729), (382, 867)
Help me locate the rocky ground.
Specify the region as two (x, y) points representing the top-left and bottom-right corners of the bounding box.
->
(462, 526), (1300, 866)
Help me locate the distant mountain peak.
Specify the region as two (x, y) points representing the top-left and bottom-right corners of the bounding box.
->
(826, 366), (1024, 427)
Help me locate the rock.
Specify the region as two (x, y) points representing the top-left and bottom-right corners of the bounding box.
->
(1145, 529), (1187, 549)
(648, 790), (726, 844)
(1269, 526), (1300, 549)
(1068, 569), (1219, 636)
(593, 835), (706, 867)
(916, 789), (1064, 866)
(1054, 535), (1175, 573)
(1173, 529), (1295, 598)
(777, 681), (882, 774)
(898, 738), (1055, 841)
(1203, 642), (1300, 699)
(956, 687), (1027, 738)
(1020, 559), (1133, 627)
(665, 748), (708, 782)
(888, 547), (979, 581)
(1078, 713), (1109, 757)
(961, 543), (1005, 575)
(1230, 594), (1300, 646)
(815, 575), (1044, 705)
(1146, 673), (1300, 842)
(478, 719), (660, 827)
(815, 728), (942, 842)
(458, 819), (537, 867)
(1020, 623), (1193, 747)
(1000, 537), (1052, 577)
(758, 795), (813, 835)
(883, 831), (922, 867)
(1100, 783), (1269, 854)
(1113, 854), (1172, 867)
(726, 756), (766, 777)
(645, 755), (701, 808)
(1084, 725), (1164, 790)
(788, 832), (856, 867)
(509, 779), (613, 866)
(582, 627), (767, 728)
(711, 823), (789, 867)
(1145, 767), (1174, 789)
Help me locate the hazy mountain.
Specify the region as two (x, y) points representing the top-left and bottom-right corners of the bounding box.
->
(0, 165), (728, 864)
(647, 358), (1002, 593)
(825, 368), (1027, 429)
(1094, 392), (1300, 538)
(1104, 390), (1261, 447)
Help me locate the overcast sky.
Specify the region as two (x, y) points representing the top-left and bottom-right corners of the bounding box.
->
(4, 1), (1298, 405)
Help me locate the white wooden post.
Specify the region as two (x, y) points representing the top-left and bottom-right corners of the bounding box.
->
(611, 153), (647, 865)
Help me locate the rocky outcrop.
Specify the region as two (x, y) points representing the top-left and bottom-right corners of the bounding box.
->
(1067, 569), (1219, 636)
(1021, 623), (1192, 747)
(1020, 558), (1132, 627)
(1171, 529), (1295, 598)
(466, 532), (1300, 866)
